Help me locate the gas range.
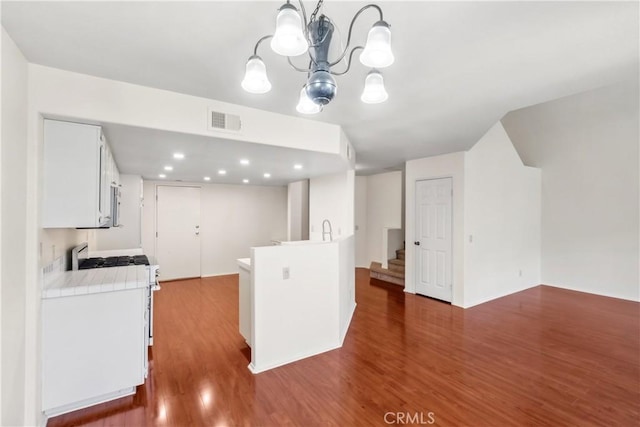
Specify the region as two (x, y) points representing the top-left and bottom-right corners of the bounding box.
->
(79, 255), (150, 269)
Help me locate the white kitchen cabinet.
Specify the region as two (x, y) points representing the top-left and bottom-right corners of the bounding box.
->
(105, 144), (120, 188)
(43, 119), (113, 228)
(42, 287), (147, 417)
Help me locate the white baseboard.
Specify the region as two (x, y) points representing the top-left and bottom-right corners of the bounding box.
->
(339, 302), (357, 344)
(248, 342), (342, 374)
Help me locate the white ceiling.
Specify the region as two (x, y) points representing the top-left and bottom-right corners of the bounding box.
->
(101, 123), (347, 185)
(2, 1), (638, 178)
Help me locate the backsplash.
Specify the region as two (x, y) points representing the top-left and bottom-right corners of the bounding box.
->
(43, 255), (65, 289)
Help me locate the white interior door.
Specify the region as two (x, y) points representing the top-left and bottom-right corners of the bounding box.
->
(414, 178), (453, 301)
(156, 186), (201, 281)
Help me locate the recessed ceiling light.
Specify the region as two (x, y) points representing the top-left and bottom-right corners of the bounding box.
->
(240, 159), (250, 165)
(243, 179), (249, 184)
(204, 176), (211, 181)
(173, 153), (185, 159)
(164, 165), (173, 171)
(294, 164), (303, 170)
(218, 170), (227, 175)
(158, 174), (166, 178)
(263, 173), (271, 178)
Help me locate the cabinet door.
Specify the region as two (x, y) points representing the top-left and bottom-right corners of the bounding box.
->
(42, 289), (146, 414)
(113, 161), (120, 187)
(98, 135), (109, 225)
(43, 120), (102, 228)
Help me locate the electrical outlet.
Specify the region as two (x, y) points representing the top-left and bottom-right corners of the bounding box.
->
(519, 269), (523, 277)
(469, 235), (473, 243)
(283, 267), (290, 280)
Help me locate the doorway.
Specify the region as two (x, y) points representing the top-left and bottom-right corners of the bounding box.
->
(156, 185), (201, 281)
(414, 178), (453, 302)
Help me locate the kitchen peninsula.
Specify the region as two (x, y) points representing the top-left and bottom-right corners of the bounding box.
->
(238, 236), (356, 374)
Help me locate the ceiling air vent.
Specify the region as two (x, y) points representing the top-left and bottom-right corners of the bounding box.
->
(208, 108), (242, 133)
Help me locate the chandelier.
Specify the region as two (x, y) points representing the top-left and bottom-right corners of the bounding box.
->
(241, 0), (394, 114)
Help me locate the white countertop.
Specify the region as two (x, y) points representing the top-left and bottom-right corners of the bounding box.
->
(43, 265), (149, 299)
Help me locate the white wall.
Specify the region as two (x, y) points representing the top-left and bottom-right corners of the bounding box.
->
(141, 181), (287, 276)
(405, 153), (466, 307)
(308, 170), (355, 241)
(28, 64), (342, 155)
(338, 236), (356, 342)
(354, 176), (368, 267)
(1, 27), (28, 427)
(386, 229), (404, 262)
(503, 81), (639, 301)
(365, 171), (403, 265)
(463, 122), (541, 308)
(40, 229), (92, 268)
(287, 180), (309, 241)
(250, 236), (355, 373)
(93, 174), (143, 251)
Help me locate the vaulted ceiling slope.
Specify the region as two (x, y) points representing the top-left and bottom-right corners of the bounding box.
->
(2, 1), (638, 173)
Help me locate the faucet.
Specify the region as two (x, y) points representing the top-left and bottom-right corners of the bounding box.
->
(322, 219), (333, 242)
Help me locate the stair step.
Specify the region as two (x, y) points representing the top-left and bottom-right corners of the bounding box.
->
(369, 262), (404, 286)
(388, 263), (405, 273)
(388, 258), (405, 267)
(396, 249), (405, 260)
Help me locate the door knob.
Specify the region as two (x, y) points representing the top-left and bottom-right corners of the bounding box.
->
(414, 241), (420, 246)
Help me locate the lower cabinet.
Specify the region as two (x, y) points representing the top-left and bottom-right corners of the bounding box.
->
(42, 288), (147, 417)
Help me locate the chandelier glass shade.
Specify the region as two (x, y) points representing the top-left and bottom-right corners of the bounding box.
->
(296, 86), (322, 114)
(361, 69), (388, 104)
(360, 21), (395, 68)
(270, 3), (309, 57)
(242, 0), (394, 114)
(240, 55), (272, 94)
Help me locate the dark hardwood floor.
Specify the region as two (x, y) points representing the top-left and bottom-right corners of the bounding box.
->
(48, 269), (639, 426)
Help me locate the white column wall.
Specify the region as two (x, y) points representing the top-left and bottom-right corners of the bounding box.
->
(365, 171), (403, 265)
(287, 180), (309, 242)
(308, 170), (355, 241)
(463, 122), (541, 308)
(354, 176), (368, 268)
(1, 27), (29, 427)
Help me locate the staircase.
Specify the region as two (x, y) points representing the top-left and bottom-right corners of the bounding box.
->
(370, 248), (405, 286)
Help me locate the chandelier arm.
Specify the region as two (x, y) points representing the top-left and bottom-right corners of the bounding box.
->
(287, 56), (313, 73)
(297, 0), (309, 38)
(253, 35), (274, 56)
(329, 4), (383, 67)
(329, 46), (364, 76)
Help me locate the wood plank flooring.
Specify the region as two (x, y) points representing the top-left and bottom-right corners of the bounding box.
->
(48, 269), (639, 426)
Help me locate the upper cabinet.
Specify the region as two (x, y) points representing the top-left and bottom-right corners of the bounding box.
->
(106, 144), (120, 188)
(43, 119), (117, 228)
